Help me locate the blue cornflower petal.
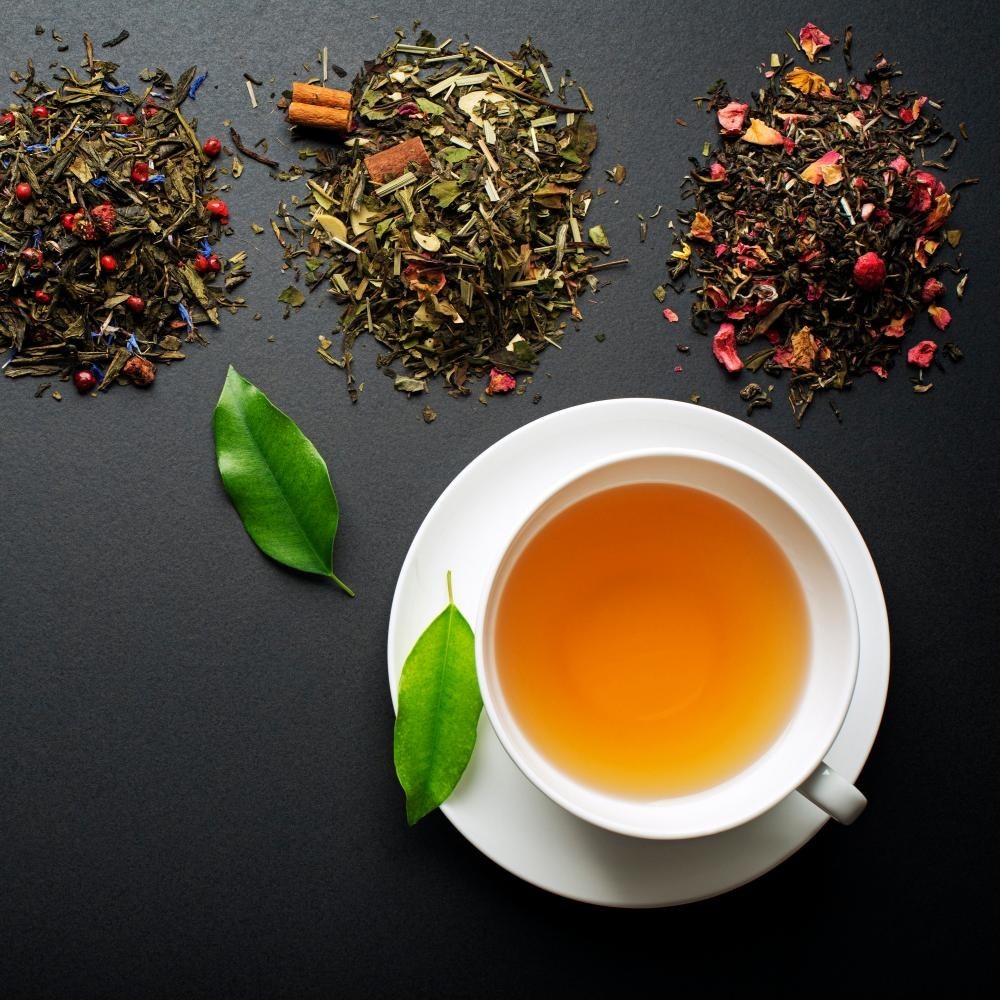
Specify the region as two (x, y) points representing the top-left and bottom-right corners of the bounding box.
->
(188, 73), (208, 99)
(103, 81), (131, 95)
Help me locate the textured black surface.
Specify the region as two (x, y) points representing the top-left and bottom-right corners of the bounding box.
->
(1, 2), (997, 996)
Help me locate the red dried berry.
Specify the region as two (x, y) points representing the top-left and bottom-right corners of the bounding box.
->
(130, 161), (150, 184)
(142, 104), (159, 119)
(61, 212), (77, 232)
(14, 182), (32, 202)
(204, 198), (229, 218)
(113, 112), (137, 126)
(20, 247), (43, 268)
(33, 289), (52, 304)
(73, 213), (98, 242)
(73, 369), (99, 393)
(202, 136), (222, 158)
(99, 254), (118, 273)
(852, 252), (887, 292)
(712, 321), (744, 373)
(193, 255), (210, 274)
(0, 111), (15, 127)
(30, 105), (50, 120)
(91, 201), (117, 236)
(206, 254), (222, 272)
(125, 295), (145, 314)
(123, 354), (156, 386)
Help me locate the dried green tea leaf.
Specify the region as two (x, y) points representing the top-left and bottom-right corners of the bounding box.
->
(393, 572), (481, 825)
(275, 32), (614, 403)
(213, 366), (353, 595)
(0, 37), (247, 395)
(277, 285), (307, 308)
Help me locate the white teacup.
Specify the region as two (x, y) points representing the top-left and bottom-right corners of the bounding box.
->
(475, 449), (866, 840)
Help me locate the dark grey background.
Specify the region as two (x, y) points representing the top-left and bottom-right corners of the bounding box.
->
(2, 1), (997, 996)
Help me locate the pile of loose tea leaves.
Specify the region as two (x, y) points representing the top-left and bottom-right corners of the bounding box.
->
(668, 23), (975, 423)
(0, 33), (249, 395)
(278, 30), (614, 402)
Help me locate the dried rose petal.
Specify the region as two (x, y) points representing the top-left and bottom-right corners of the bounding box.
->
(899, 96), (928, 124)
(907, 170), (946, 215)
(485, 367), (516, 394)
(785, 66), (833, 98)
(401, 262), (446, 300)
(743, 118), (786, 146)
(800, 150), (843, 185)
(798, 22), (832, 63)
(881, 312), (912, 339)
(708, 162), (727, 181)
(920, 277), (946, 303)
(927, 305), (952, 330)
(662, 308), (679, 323)
(914, 237), (939, 268)
(907, 340), (938, 368)
(712, 322), (743, 372)
(923, 193), (953, 234)
(689, 211), (714, 242)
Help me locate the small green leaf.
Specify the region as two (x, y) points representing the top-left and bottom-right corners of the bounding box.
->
(394, 572), (481, 825)
(277, 285), (306, 308)
(415, 96), (446, 116)
(429, 179), (461, 208)
(213, 366), (353, 595)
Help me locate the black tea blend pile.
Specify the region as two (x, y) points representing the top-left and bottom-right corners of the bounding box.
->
(669, 23), (975, 422)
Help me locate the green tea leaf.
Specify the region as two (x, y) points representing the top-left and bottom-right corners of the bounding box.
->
(394, 572), (481, 825)
(430, 179), (461, 208)
(213, 366), (354, 595)
(415, 96), (446, 116)
(277, 285), (306, 308)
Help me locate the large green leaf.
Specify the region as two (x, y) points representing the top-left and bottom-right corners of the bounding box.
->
(394, 573), (481, 825)
(213, 366), (353, 595)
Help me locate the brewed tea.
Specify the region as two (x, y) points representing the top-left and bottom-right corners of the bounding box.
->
(492, 482), (809, 798)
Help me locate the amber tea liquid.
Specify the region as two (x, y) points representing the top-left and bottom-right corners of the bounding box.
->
(493, 482), (810, 798)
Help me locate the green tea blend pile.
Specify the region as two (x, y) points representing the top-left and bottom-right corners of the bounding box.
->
(278, 30), (610, 402)
(0, 32), (248, 395)
(670, 23), (974, 422)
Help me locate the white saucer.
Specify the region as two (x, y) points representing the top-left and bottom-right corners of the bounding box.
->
(387, 399), (889, 907)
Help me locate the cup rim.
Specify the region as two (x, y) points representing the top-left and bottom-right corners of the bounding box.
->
(474, 445), (860, 840)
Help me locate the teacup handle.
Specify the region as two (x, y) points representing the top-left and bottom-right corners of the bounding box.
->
(797, 762), (867, 824)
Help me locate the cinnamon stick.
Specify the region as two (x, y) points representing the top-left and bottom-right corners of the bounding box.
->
(364, 136), (432, 184)
(287, 101), (351, 135)
(291, 82), (353, 111)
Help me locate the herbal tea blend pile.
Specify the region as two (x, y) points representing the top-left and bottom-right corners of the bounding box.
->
(0, 33), (249, 394)
(279, 31), (610, 402)
(670, 24), (974, 422)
